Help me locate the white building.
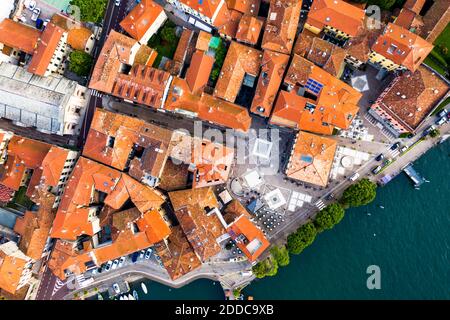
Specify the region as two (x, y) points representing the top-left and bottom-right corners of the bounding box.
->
(0, 62), (88, 136)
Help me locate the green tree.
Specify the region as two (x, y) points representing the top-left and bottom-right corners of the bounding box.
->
(270, 245), (290, 267)
(210, 39), (227, 81)
(429, 129), (440, 138)
(70, 0), (107, 23)
(252, 256), (278, 278)
(160, 26), (177, 44)
(341, 178), (377, 208)
(69, 50), (93, 77)
(287, 222), (317, 255)
(314, 203), (345, 232)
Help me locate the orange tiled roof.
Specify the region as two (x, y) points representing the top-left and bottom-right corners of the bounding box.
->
(214, 41), (262, 102)
(343, 29), (380, 63)
(227, 215), (270, 262)
(0, 242), (30, 295)
(120, 0), (165, 42)
(136, 209), (171, 243)
(51, 12), (94, 51)
(271, 55), (361, 134)
(173, 29), (194, 63)
(226, 0), (260, 15)
(374, 65), (449, 131)
(306, 0), (366, 37)
(236, 15), (264, 45)
(251, 49), (289, 117)
(196, 31), (212, 51)
(165, 77), (252, 132)
(217, 9), (242, 38)
(0, 19), (40, 55)
(169, 187), (225, 262)
(48, 240), (92, 280)
(371, 23), (433, 72)
(224, 199), (252, 224)
(154, 225), (202, 280)
(261, 0), (301, 54)
(285, 131), (337, 186)
(83, 108), (173, 181)
(28, 23), (66, 76)
(185, 50), (215, 94)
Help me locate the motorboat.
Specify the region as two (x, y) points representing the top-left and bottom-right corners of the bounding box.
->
(141, 282), (148, 294)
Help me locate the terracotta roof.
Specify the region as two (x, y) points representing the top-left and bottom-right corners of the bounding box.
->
(404, 0), (426, 14)
(306, 0), (366, 37)
(0, 184), (14, 204)
(271, 55), (361, 134)
(251, 49), (289, 117)
(214, 41), (262, 102)
(285, 131), (337, 186)
(343, 29), (380, 63)
(169, 187), (225, 262)
(0, 19), (40, 55)
(227, 215), (270, 262)
(196, 31), (212, 51)
(158, 159), (190, 191)
(236, 15), (264, 45)
(48, 240), (92, 280)
(371, 23), (433, 72)
(224, 199), (252, 224)
(261, 0), (302, 54)
(165, 77), (252, 132)
(394, 8), (417, 29)
(173, 29), (194, 63)
(14, 190), (55, 260)
(0, 242), (30, 295)
(419, 0), (450, 42)
(217, 9), (242, 38)
(120, 0), (165, 42)
(293, 28), (320, 56)
(185, 50), (215, 94)
(28, 23), (66, 76)
(226, 0), (260, 15)
(178, 0), (224, 19)
(67, 28), (93, 51)
(136, 209), (171, 243)
(374, 66), (449, 131)
(154, 225), (202, 280)
(170, 131), (234, 188)
(83, 108), (173, 181)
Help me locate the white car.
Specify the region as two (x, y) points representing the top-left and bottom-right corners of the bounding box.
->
(31, 8), (40, 22)
(111, 259), (119, 270)
(118, 256), (126, 267)
(115, 0), (120, 6)
(144, 249), (152, 259)
(229, 257), (239, 262)
(139, 250), (145, 259)
(112, 283), (120, 294)
(104, 260), (113, 272)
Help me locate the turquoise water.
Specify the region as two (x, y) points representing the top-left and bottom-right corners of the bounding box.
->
(124, 140), (450, 299)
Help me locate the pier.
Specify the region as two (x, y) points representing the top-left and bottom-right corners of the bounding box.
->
(402, 163), (426, 188)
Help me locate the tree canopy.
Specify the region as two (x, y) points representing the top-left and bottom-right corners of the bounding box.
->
(287, 222), (317, 255)
(314, 203), (345, 232)
(341, 178), (377, 208)
(252, 256), (278, 279)
(270, 245), (290, 267)
(69, 50), (93, 77)
(69, 0), (107, 23)
(210, 39), (227, 82)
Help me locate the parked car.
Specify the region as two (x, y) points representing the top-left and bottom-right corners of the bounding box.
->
(229, 257), (239, 262)
(375, 154), (384, 161)
(31, 8), (40, 21)
(118, 256), (126, 267)
(139, 250), (145, 259)
(104, 260), (113, 272)
(131, 252), (139, 263)
(372, 165), (382, 175)
(435, 117), (447, 126)
(349, 172), (360, 181)
(115, 0), (121, 6)
(111, 259), (119, 270)
(437, 108), (448, 118)
(26, 0), (37, 10)
(390, 142), (400, 150)
(112, 283), (120, 294)
(325, 193), (335, 201)
(400, 146), (408, 153)
(144, 249), (152, 259)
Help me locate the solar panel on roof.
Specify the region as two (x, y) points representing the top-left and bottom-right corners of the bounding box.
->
(305, 78), (323, 95)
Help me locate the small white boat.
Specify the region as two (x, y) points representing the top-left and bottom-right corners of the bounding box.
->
(128, 293), (135, 300)
(379, 205), (385, 209)
(119, 296), (124, 300)
(141, 282), (148, 294)
(133, 290), (139, 300)
(122, 295), (129, 300)
(97, 293), (103, 300)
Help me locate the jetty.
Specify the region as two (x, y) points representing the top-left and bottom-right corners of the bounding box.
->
(402, 163), (426, 188)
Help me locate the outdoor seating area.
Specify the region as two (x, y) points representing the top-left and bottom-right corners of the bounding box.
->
(330, 146), (370, 179)
(339, 116), (373, 141)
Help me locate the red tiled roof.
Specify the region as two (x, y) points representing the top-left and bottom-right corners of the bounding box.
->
(226, 0), (260, 15)
(0, 184), (14, 204)
(236, 15), (264, 45)
(185, 50), (215, 94)
(0, 19), (40, 55)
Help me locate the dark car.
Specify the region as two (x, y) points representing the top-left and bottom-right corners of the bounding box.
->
(390, 142), (400, 150)
(131, 252), (139, 263)
(372, 166), (382, 175)
(375, 154), (384, 161)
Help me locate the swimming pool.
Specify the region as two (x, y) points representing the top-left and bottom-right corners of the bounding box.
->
(41, 0), (71, 12)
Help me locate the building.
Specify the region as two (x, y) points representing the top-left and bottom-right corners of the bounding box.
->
(0, 241), (33, 295)
(293, 29), (347, 77)
(214, 41), (262, 103)
(0, 19), (40, 57)
(227, 215), (269, 262)
(285, 131), (337, 187)
(226, 0), (260, 16)
(369, 23), (433, 72)
(83, 108), (173, 187)
(261, 0), (302, 55)
(167, 28), (195, 76)
(170, 131), (234, 188)
(185, 50), (215, 94)
(89, 30), (163, 100)
(251, 49), (289, 117)
(304, 0), (366, 41)
(418, 0), (450, 43)
(217, 9), (242, 39)
(369, 65), (449, 137)
(165, 77), (252, 132)
(0, 134), (78, 207)
(343, 29), (380, 69)
(236, 15), (264, 46)
(120, 0), (167, 44)
(166, 0), (231, 31)
(270, 55), (361, 134)
(168, 187), (226, 262)
(0, 62), (88, 136)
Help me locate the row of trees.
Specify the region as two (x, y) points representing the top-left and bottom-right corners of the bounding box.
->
(252, 179), (377, 278)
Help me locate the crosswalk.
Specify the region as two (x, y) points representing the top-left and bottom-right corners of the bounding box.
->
(52, 278), (66, 295)
(387, 148), (400, 158)
(90, 89), (103, 98)
(364, 113), (396, 140)
(315, 200), (326, 210)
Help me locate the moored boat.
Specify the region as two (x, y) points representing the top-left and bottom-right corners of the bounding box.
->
(141, 282), (148, 294)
